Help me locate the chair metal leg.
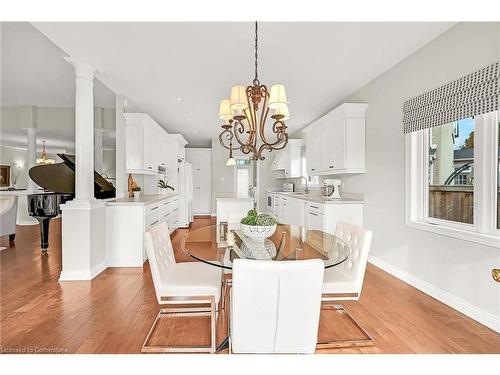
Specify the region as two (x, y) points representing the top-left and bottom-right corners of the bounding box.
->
(221, 276), (232, 310)
(316, 303), (374, 349)
(141, 295), (217, 353)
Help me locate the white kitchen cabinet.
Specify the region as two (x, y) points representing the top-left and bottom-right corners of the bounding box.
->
(105, 195), (179, 267)
(186, 148), (212, 215)
(304, 103), (368, 175)
(272, 193), (363, 235)
(124, 113), (161, 175)
(271, 139), (303, 178)
(306, 132), (322, 174)
(286, 197), (302, 226)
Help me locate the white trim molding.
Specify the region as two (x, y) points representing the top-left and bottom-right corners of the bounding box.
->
(59, 260), (107, 281)
(369, 255), (500, 333)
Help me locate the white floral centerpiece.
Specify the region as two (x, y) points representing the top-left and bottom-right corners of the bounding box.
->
(240, 209), (277, 240)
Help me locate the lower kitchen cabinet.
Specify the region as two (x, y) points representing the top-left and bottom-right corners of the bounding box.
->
(105, 195), (179, 267)
(273, 193), (363, 234)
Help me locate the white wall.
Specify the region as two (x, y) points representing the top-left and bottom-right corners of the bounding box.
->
(337, 22), (500, 330)
(211, 139), (235, 214)
(0, 145), (60, 188)
(210, 139), (284, 214)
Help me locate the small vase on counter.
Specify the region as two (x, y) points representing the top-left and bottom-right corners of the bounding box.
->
(132, 186), (142, 199)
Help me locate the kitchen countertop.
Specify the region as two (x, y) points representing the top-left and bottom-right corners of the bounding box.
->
(216, 193), (254, 202)
(271, 191), (364, 204)
(106, 193), (179, 206)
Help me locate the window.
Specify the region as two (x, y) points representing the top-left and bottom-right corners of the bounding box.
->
(497, 122), (500, 229)
(406, 111), (500, 247)
(428, 118), (475, 224)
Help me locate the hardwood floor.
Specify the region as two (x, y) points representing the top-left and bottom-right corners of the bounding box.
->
(1, 217), (499, 354)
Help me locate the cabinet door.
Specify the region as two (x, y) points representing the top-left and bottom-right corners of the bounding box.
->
(332, 119), (345, 171)
(280, 197), (288, 224)
(306, 134), (321, 175)
(274, 196), (281, 221)
(323, 125), (336, 172)
(287, 198), (301, 226)
(307, 210), (325, 231)
(125, 125), (144, 171)
(142, 122), (156, 172)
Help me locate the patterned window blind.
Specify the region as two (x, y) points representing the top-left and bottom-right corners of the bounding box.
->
(403, 61), (499, 133)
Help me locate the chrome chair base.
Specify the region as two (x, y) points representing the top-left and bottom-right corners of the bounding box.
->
(141, 295), (217, 353)
(316, 303), (374, 349)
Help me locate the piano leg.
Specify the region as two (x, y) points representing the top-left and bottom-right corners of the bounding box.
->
(35, 217), (52, 252)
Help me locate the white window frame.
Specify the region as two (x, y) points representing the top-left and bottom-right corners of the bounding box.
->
(405, 111), (500, 248)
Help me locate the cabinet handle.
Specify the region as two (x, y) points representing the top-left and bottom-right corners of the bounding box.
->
(164, 213), (170, 217)
(150, 220), (159, 226)
(150, 206), (159, 211)
(309, 212), (318, 216)
(310, 205), (319, 209)
(329, 165), (334, 168)
(311, 168), (315, 171)
(148, 167), (152, 169)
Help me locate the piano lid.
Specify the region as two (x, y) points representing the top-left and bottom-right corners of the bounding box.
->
(28, 153), (116, 198)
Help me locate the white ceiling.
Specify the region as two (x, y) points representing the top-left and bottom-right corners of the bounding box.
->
(1, 22), (116, 108)
(26, 22), (454, 146)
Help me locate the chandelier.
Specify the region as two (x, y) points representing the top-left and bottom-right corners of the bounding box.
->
(218, 22), (289, 163)
(37, 141), (55, 165)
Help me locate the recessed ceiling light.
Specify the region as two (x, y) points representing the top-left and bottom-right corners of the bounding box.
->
(193, 130), (198, 134)
(177, 97), (182, 101)
(187, 117), (191, 121)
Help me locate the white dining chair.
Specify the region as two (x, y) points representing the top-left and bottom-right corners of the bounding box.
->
(220, 212), (246, 309)
(142, 222), (222, 353)
(322, 221), (373, 301)
(319, 221), (374, 349)
(0, 195), (18, 250)
(230, 258), (324, 354)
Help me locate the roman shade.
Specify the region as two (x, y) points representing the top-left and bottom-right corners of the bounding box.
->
(403, 61), (499, 133)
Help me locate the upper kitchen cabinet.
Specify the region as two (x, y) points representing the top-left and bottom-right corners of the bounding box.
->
(304, 103), (368, 175)
(124, 113), (187, 176)
(270, 139), (303, 178)
(124, 113), (163, 175)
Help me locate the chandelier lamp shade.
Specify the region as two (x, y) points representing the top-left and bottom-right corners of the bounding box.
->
(218, 22), (289, 162)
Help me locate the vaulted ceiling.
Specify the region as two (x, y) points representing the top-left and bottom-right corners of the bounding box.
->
(9, 22), (455, 146)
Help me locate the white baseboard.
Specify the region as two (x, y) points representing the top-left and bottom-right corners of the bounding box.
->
(59, 260), (107, 281)
(368, 255), (500, 333)
(90, 260), (107, 279)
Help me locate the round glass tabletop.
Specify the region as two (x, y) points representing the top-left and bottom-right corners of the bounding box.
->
(180, 224), (351, 269)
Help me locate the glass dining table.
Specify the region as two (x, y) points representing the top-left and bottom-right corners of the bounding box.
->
(181, 224), (351, 269)
(180, 224), (351, 352)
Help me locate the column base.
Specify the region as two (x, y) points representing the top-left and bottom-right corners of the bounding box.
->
(59, 201), (107, 281)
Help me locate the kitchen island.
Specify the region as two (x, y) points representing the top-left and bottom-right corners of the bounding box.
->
(105, 194), (179, 267)
(215, 193), (254, 242)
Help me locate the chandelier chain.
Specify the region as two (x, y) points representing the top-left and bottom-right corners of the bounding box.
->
(254, 21), (258, 84)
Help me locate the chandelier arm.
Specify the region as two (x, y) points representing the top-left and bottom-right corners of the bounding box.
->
(232, 119), (252, 149)
(219, 128), (239, 151)
(255, 134), (289, 160)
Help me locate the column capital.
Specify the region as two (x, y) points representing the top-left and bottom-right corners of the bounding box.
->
(64, 57), (96, 81)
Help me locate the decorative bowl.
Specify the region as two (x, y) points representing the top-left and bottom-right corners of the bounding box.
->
(241, 223), (277, 240)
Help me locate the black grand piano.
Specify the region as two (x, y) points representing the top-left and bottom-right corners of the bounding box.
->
(28, 154), (115, 252)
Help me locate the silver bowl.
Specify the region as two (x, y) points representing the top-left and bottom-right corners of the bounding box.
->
(321, 185), (334, 197)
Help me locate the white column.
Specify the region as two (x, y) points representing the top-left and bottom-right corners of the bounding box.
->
(66, 58), (96, 204)
(115, 94), (127, 198)
(60, 58), (106, 282)
(25, 128), (38, 191)
(94, 128), (104, 174)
